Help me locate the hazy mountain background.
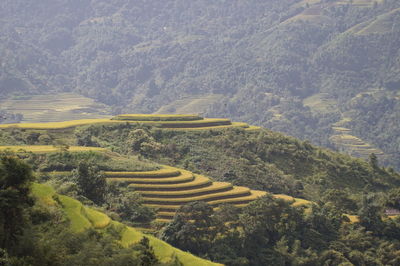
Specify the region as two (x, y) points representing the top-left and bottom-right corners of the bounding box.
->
(1, 0), (399, 169)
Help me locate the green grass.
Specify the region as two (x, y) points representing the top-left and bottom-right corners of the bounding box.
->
(58, 195), (92, 233)
(118, 222), (221, 265)
(31, 182), (57, 206)
(84, 208), (111, 229)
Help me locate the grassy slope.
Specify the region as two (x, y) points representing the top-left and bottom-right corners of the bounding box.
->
(31, 183), (220, 266)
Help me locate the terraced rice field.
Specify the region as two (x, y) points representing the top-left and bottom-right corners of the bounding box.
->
(0, 145), (106, 153)
(0, 114), (260, 132)
(112, 114), (202, 121)
(0, 93), (111, 123)
(105, 166), (315, 221)
(330, 133), (384, 159)
(105, 166), (267, 221)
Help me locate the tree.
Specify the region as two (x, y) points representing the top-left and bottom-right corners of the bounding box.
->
(238, 195), (304, 265)
(369, 153), (379, 170)
(116, 191), (155, 224)
(358, 194), (384, 233)
(160, 201), (215, 255)
(127, 129), (162, 157)
(0, 156), (34, 250)
(385, 188), (400, 209)
(133, 237), (158, 266)
(73, 161), (106, 204)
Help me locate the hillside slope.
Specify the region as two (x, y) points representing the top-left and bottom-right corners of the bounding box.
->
(2, 115), (400, 265)
(1, 0), (399, 169)
(31, 183), (220, 266)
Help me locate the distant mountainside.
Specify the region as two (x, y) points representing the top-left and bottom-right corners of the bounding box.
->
(1, 0), (399, 169)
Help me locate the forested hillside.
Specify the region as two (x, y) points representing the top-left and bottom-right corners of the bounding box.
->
(1, 0), (399, 168)
(1, 115), (400, 265)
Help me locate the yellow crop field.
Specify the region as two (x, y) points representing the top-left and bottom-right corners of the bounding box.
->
(104, 167), (180, 178)
(0, 145), (106, 153)
(143, 186), (251, 204)
(0, 117), (231, 129)
(345, 215), (360, 223)
(332, 127), (351, 132)
(291, 198), (312, 207)
(165, 122), (249, 131)
(112, 114), (203, 121)
(0, 93), (112, 123)
(207, 190), (267, 206)
(156, 211), (177, 216)
(245, 126), (262, 131)
(140, 182), (233, 197)
(107, 170), (194, 184)
(129, 174), (211, 190)
(274, 194), (295, 202)
(272, 194), (312, 207)
(0, 118), (115, 129)
(154, 118), (232, 127)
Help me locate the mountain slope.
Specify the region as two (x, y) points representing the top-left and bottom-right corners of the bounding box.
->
(1, 0), (399, 170)
(31, 183), (221, 266)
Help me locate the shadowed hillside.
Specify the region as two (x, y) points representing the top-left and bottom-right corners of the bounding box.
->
(1, 0), (399, 169)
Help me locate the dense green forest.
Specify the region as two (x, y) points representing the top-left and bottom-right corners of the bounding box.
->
(1, 122), (400, 265)
(1, 0), (399, 169)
